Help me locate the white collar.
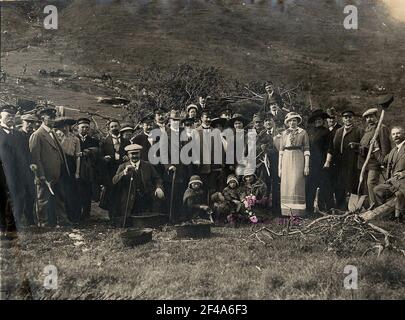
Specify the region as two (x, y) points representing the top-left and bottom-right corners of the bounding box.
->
(396, 140), (405, 151)
(130, 160), (140, 168)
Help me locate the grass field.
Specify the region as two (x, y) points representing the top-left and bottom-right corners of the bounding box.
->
(1, 207), (404, 300)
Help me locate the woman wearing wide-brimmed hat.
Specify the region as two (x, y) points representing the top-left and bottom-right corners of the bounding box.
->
(305, 109), (334, 214)
(279, 112), (310, 216)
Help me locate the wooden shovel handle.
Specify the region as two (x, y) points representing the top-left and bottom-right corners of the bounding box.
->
(357, 110), (385, 194)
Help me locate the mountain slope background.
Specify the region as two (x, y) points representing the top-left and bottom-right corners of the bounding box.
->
(1, 0), (405, 123)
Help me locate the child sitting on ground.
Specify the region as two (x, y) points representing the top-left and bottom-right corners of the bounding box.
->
(183, 175), (212, 221)
(211, 174), (244, 223)
(240, 170), (268, 203)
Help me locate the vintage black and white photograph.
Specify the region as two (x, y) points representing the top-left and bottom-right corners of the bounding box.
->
(0, 0), (405, 303)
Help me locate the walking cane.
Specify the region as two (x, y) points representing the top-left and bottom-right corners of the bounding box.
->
(123, 170), (134, 228)
(169, 170), (176, 223)
(29, 164), (41, 226)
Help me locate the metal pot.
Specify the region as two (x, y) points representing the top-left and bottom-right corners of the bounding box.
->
(121, 228), (153, 247)
(130, 213), (168, 229)
(175, 223), (212, 239)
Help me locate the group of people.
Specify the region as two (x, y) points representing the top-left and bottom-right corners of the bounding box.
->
(1, 87), (404, 237)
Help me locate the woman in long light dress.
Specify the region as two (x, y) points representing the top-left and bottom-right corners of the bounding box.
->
(279, 112), (310, 216)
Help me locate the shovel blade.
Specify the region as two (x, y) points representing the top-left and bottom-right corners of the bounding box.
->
(348, 194), (367, 212)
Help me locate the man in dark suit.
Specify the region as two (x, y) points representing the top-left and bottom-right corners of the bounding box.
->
(326, 107), (342, 139)
(112, 144), (165, 222)
(0, 106), (35, 230)
(76, 118), (99, 222)
(324, 110), (363, 210)
(325, 107), (342, 208)
(19, 113), (37, 150)
(99, 119), (130, 220)
(162, 110), (190, 221)
(196, 110), (225, 202)
(131, 114), (154, 161)
(374, 126), (405, 222)
(29, 107), (71, 227)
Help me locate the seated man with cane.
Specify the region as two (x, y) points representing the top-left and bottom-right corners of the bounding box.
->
(373, 126), (405, 223)
(112, 144), (165, 226)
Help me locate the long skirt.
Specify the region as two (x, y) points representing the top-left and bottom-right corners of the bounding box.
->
(280, 149), (306, 216)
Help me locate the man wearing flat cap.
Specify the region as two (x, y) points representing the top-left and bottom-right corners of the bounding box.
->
(29, 107), (71, 227)
(324, 110), (363, 210)
(112, 144), (165, 221)
(120, 122), (135, 141)
(356, 108), (391, 209)
(19, 113), (37, 148)
(0, 105), (36, 230)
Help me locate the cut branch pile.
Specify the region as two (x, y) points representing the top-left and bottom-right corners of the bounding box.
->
(248, 212), (405, 257)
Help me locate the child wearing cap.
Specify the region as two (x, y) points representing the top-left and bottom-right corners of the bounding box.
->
(211, 174), (244, 224)
(182, 175), (212, 221)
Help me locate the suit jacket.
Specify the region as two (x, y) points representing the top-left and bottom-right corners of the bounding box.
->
(329, 126), (363, 192)
(99, 135), (130, 185)
(0, 128), (34, 194)
(385, 144), (405, 179)
(77, 134), (99, 181)
(359, 124), (391, 170)
(196, 126), (225, 174)
(112, 160), (163, 214)
(29, 126), (67, 183)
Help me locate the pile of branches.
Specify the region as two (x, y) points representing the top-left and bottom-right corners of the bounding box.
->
(248, 213), (405, 257)
(91, 63), (312, 124)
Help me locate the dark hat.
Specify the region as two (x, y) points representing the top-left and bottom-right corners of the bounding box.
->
(169, 110), (182, 120)
(263, 114), (274, 121)
(140, 114), (154, 123)
(0, 105), (17, 114)
(341, 110), (356, 117)
(308, 109), (329, 123)
(120, 122), (134, 133)
(77, 117), (91, 125)
(181, 117), (195, 126)
(252, 114), (263, 122)
(37, 107), (57, 118)
(54, 116), (76, 128)
(220, 106), (232, 115)
(154, 107), (168, 115)
(326, 107), (338, 119)
(16, 99), (36, 113)
(211, 117), (227, 128)
(229, 113), (249, 127)
(200, 109), (213, 117)
(21, 114), (38, 122)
